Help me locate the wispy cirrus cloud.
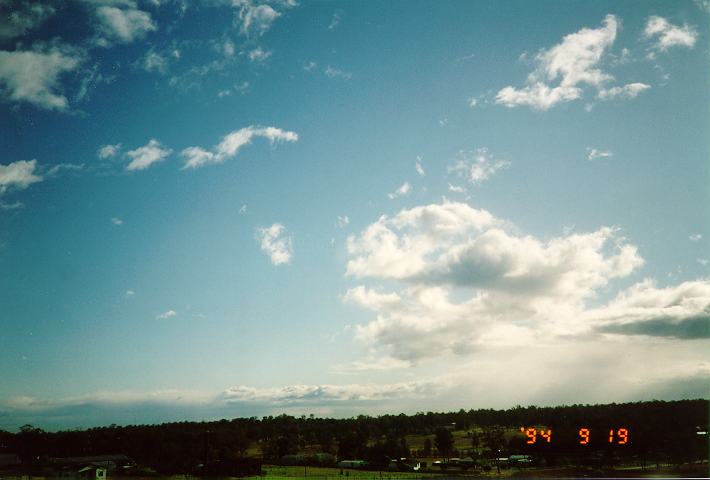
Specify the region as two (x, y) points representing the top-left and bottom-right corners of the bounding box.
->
(181, 126), (298, 169)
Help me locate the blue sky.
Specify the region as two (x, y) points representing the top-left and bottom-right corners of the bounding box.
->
(0, 0), (708, 431)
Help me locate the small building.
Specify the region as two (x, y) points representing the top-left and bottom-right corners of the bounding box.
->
(77, 466), (107, 480)
(508, 454), (533, 467)
(336, 460), (366, 469)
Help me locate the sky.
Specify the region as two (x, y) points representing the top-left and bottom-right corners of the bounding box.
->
(0, 0), (709, 431)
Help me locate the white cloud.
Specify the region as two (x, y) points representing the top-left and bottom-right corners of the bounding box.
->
(156, 310), (177, 319)
(45, 163), (84, 177)
(448, 148), (510, 184)
(448, 183), (466, 193)
(698, 258), (708, 266)
(126, 139), (172, 171)
(415, 157), (425, 176)
(588, 279), (710, 339)
(239, 204), (248, 215)
(222, 40), (235, 57)
(0, 160), (42, 194)
(586, 147), (613, 161)
(343, 201), (669, 361)
(111, 217), (123, 226)
(387, 182), (411, 199)
(257, 223), (293, 265)
(0, 46), (83, 110)
(0, 2), (55, 39)
(644, 16), (698, 51)
(95, 5), (156, 44)
(598, 82), (650, 100)
(98, 143), (121, 159)
(328, 12), (341, 30)
(0, 200), (23, 210)
(689, 233), (702, 242)
(234, 0), (281, 37)
(496, 15), (619, 110)
(181, 126), (298, 169)
(141, 49), (168, 74)
(222, 380), (435, 404)
(467, 97), (478, 108)
(324, 65), (352, 79)
(336, 215), (350, 228)
(125, 289), (136, 297)
(303, 60), (317, 71)
(248, 46), (272, 62)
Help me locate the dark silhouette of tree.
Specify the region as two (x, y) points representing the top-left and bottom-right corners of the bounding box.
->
(434, 428), (453, 459)
(423, 437), (432, 457)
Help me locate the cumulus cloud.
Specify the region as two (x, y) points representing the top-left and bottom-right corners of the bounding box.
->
(95, 4), (156, 44)
(257, 223), (293, 265)
(644, 16), (698, 51)
(341, 201), (704, 362)
(0, 160), (42, 194)
(0, 46), (83, 110)
(126, 139), (172, 171)
(0, 2), (55, 39)
(98, 143), (121, 159)
(689, 234), (702, 242)
(181, 126), (298, 169)
(597, 82), (650, 100)
(496, 15), (620, 110)
(589, 279), (710, 339)
(387, 182), (411, 200)
(156, 310), (177, 319)
(111, 217), (123, 226)
(586, 147), (613, 161)
(448, 148), (510, 185)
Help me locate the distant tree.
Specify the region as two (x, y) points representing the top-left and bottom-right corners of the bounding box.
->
(423, 438), (432, 457)
(434, 428), (453, 459)
(470, 430), (481, 456)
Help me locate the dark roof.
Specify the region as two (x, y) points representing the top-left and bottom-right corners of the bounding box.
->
(51, 455), (134, 465)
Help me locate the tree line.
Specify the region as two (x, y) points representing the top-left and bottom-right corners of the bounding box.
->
(0, 399), (706, 474)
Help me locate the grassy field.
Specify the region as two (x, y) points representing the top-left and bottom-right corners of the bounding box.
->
(248, 465), (444, 479)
